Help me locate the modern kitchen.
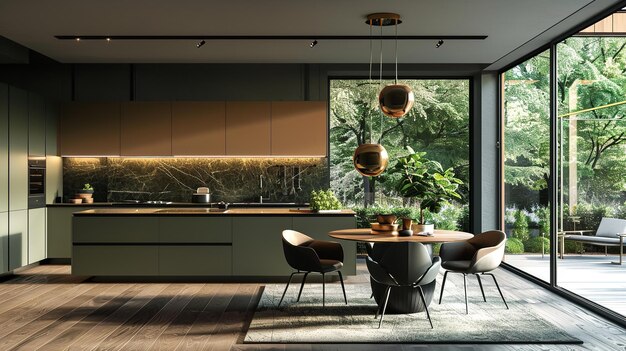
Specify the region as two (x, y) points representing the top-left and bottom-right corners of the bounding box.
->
(1, 1), (626, 350)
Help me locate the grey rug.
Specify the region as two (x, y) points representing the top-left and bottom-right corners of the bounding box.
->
(244, 279), (582, 344)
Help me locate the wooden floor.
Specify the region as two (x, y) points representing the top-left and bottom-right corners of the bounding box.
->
(0, 262), (625, 351)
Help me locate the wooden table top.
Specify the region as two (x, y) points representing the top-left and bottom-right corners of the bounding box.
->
(328, 228), (473, 243)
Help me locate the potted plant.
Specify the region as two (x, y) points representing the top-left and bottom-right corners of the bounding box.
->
(309, 189), (342, 213)
(76, 183), (94, 202)
(391, 146), (463, 233)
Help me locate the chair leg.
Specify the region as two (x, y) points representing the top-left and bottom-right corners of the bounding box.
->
(463, 273), (468, 314)
(378, 286), (392, 329)
(475, 273), (486, 302)
(337, 271), (347, 305)
(439, 270), (449, 304)
(484, 273), (509, 309)
(417, 286), (433, 329)
(278, 272), (297, 308)
(322, 273), (325, 307)
(296, 272), (309, 302)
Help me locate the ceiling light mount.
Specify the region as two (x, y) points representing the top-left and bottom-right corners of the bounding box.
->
(365, 13), (402, 26)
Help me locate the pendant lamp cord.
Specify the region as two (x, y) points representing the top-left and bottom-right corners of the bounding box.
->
(369, 20), (373, 144)
(394, 18), (398, 84)
(379, 22), (384, 143)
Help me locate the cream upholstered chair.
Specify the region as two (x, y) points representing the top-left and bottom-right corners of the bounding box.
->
(278, 230), (347, 308)
(438, 230), (508, 314)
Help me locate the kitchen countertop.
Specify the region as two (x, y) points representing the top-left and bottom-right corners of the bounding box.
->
(72, 208), (356, 216)
(48, 202), (309, 208)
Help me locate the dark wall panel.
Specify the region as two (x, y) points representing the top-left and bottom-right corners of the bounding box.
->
(74, 64), (131, 101)
(134, 64), (305, 101)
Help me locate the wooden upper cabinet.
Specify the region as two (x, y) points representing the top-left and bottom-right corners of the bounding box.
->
(121, 102), (172, 156)
(172, 102), (225, 156)
(225, 102), (271, 156)
(271, 101), (327, 156)
(59, 103), (121, 156)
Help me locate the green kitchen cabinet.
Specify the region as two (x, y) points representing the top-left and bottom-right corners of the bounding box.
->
(9, 87), (28, 212)
(9, 209), (28, 270)
(73, 245), (158, 276)
(28, 208), (46, 263)
(232, 216), (292, 276)
(73, 216), (158, 243)
(0, 212), (8, 273)
(159, 217), (231, 243)
(47, 207), (96, 258)
(292, 216), (357, 275)
(159, 246), (232, 276)
(28, 93), (46, 157)
(46, 105), (62, 204)
(0, 83), (8, 214)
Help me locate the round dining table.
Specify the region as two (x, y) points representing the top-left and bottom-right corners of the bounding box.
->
(329, 228), (473, 314)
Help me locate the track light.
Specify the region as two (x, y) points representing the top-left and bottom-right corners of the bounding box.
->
(436, 39), (444, 48)
(310, 40), (318, 48)
(196, 40), (205, 48)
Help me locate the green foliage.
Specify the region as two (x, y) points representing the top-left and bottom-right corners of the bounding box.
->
(524, 236), (550, 254)
(511, 210), (530, 241)
(390, 147), (463, 223)
(505, 238), (525, 254)
(457, 205), (471, 233)
(309, 190), (342, 211)
(82, 183), (94, 191)
(352, 204), (463, 230)
(329, 79), (470, 208)
(535, 206), (550, 237)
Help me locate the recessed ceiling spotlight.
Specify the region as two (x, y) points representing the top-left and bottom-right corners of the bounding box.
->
(436, 39), (444, 48)
(75, 37), (80, 42)
(106, 37), (111, 42)
(196, 40), (206, 48)
(310, 40), (318, 48)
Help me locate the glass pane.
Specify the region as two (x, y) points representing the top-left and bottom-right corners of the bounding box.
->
(329, 79), (470, 233)
(556, 34), (626, 318)
(502, 50), (551, 282)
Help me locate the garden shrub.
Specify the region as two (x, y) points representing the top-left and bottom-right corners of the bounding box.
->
(512, 210), (530, 241)
(505, 238), (524, 254)
(524, 236), (549, 254)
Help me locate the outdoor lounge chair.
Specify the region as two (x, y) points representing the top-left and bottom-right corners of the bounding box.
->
(559, 217), (626, 265)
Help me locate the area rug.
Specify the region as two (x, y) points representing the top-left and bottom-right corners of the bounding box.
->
(244, 280), (582, 344)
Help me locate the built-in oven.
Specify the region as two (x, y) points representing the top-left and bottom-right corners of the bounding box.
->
(28, 158), (46, 208)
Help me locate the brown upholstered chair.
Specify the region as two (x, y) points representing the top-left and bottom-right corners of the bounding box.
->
(438, 230), (508, 314)
(278, 230), (347, 308)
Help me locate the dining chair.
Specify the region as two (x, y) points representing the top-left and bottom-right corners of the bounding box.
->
(438, 230), (508, 314)
(366, 242), (440, 329)
(278, 230), (347, 308)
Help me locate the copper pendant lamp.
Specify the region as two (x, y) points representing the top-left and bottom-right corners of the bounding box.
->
(369, 13), (415, 118)
(352, 14), (391, 177)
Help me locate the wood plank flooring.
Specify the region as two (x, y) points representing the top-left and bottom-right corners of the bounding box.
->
(0, 262), (624, 351)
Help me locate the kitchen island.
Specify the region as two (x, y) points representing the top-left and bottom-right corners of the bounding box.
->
(72, 208), (356, 278)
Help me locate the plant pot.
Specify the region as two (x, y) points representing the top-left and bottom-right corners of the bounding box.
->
(76, 193), (93, 199)
(412, 223), (434, 234)
(376, 214), (397, 224)
(402, 218), (413, 231)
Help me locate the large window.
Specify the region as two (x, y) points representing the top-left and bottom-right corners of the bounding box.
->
(501, 11), (626, 321)
(329, 79), (470, 230)
(556, 35), (626, 317)
(502, 50), (551, 282)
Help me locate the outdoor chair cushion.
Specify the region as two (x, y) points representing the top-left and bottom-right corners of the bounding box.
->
(595, 218), (626, 238)
(563, 234), (624, 246)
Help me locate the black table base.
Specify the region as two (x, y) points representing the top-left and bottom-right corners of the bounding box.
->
(369, 242), (437, 314)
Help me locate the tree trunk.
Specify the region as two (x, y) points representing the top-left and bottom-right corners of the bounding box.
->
(363, 176), (375, 207)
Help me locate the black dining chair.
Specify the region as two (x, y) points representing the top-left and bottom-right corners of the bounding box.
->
(278, 229), (347, 308)
(438, 230), (508, 314)
(366, 242), (440, 329)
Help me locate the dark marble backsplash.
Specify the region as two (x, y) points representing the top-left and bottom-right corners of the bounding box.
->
(63, 157), (329, 203)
